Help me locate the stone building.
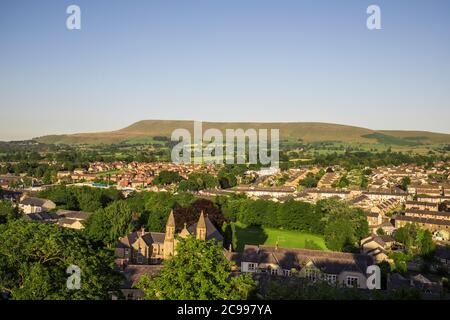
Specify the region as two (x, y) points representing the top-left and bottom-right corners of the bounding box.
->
(115, 210), (223, 266)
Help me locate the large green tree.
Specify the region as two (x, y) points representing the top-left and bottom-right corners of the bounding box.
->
(152, 170), (183, 185)
(0, 220), (123, 299)
(319, 198), (369, 252)
(134, 237), (255, 300)
(0, 201), (21, 224)
(84, 200), (134, 247)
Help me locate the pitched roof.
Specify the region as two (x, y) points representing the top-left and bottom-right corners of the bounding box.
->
(242, 245), (373, 275)
(117, 231), (166, 249)
(20, 196), (53, 207)
(56, 209), (92, 221)
(405, 209), (450, 218)
(166, 210), (175, 227)
(361, 235), (394, 247)
(188, 215), (224, 242)
(197, 211), (207, 229)
(395, 215), (450, 226)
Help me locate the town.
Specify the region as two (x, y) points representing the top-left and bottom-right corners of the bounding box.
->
(1, 0), (450, 308)
(1, 152), (450, 300)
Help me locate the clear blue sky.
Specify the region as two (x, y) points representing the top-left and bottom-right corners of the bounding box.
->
(1, 0), (449, 140)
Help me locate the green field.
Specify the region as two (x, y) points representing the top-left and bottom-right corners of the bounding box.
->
(231, 222), (328, 252)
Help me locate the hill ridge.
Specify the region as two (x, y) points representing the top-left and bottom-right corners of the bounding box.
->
(34, 120), (450, 145)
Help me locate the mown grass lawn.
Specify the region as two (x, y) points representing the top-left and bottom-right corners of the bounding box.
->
(231, 222), (328, 252)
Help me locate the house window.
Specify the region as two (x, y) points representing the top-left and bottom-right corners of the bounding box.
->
(124, 249), (129, 257)
(283, 270), (291, 277)
(247, 263), (256, 271)
(270, 268), (278, 275)
(346, 276), (359, 288)
(324, 274), (337, 284)
(305, 268), (318, 281)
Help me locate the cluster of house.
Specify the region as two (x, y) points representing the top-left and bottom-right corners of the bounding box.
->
(0, 174), (23, 188)
(1, 194), (92, 230)
(56, 161), (220, 190)
(370, 162), (449, 189)
(198, 165), (450, 243)
(114, 210), (450, 300)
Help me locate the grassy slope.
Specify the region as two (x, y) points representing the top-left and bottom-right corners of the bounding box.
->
(34, 120), (450, 145)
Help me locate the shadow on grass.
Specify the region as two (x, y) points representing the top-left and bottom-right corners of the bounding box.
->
(304, 239), (323, 250)
(233, 224), (268, 252)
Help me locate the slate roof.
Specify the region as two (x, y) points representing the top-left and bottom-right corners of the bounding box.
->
(117, 231), (166, 249)
(57, 209), (92, 221)
(22, 211), (58, 222)
(361, 235), (395, 247)
(395, 215), (450, 226)
(242, 245), (373, 275)
(20, 196), (55, 208)
(405, 209), (450, 218)
(187, 215), (224, 242)
(0, 189), (22, 201)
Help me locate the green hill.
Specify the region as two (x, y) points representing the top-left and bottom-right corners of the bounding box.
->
(34, 120), (450, 146)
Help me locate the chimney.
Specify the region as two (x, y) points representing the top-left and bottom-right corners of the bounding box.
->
(229, 244), (232, 252)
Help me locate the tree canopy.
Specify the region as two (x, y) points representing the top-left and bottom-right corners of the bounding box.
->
(84, 200), (134, 247)
(0, 201), (21, 224)
(134, 237), (255, 300)
(0, 220), (123, 300)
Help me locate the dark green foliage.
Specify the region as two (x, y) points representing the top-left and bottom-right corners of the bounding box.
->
(0, 201), (21, 224)
(152, 170), (183, 185)
(84, 201), (134, 246)
(39, 185), (121, 212)
(317, 198), (369, 252)
(217, 165), (247, 189)
(312, 151), (444, 170)
(0, 220), (123, 300)
(134, 237), (256, 300)
(399, 176), (411, 191)
(332, 175), (350, 188)
(361, 133), (420, 146)
(178, 173), (218, 192)
(299, 172), (320, 188)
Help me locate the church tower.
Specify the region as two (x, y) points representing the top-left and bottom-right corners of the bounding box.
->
(163, 210), (176, 258)
(196, 211), (207, 241)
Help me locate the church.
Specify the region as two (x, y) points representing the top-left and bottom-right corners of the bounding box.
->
(115, 210), (223, 265)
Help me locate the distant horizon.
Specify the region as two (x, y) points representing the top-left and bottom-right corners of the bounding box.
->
(2, 118), (450, 143)
(1, 0), (450, 140)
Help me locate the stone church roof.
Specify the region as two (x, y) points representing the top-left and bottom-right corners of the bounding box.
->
(187, 215), (224, 243)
